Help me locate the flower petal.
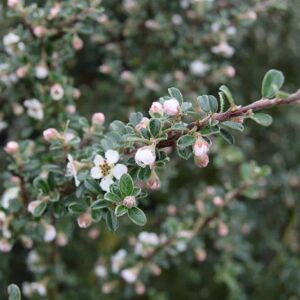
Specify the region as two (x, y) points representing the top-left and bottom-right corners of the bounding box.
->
(100, 177), (114, 191)
(93, 154), (104, 166)
(112, 164), (128, 180)
(90, 166), (102, 179)
(105, 150), (119, 164)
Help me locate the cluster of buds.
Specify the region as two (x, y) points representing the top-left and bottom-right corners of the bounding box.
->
(193, 136), (210, 168)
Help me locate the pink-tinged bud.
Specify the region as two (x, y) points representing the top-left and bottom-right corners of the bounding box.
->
(145, 170), (161, 190)
(43, 128), (60, 142)
(135, 117), (149, 131)
(50, 83), (64, 101)
(195, 199), (205, 214)
(77, 211), (92, 228)
(44, 223), (56, 242)
(195, 248), (207, 262)
(135, 282), (146, 295)
(66, 105), (76, 114)
(27, 200), (43, 215)
(218, 222), (229, 237)
(223, 66), (236, 78)
(120, 70), (134, 81)
(49, 3), (61, 19)
(244, 10), (257, 21)
(92, 112), (105, 125)
(11, 176), (21, 184)
(99, 64), (111, 74)
(135, 145), (156, 168)
(16, 66), (28, 78)
(123, 196), (136, 208)
(88, 228), (100, 240)
(4, 141), (19, 154)
(193, 137), (209, 157)
(149, 101), (163, 116)
(56, 232), (68, 246)
(33, 26), (47, 38)
(195, 154), (209, 168)
(162, 98), (180, 116)
(73, 88), (81, 99)
(167, 204), (177, 216)
(0, 239), (12, 252)
(72, 35), (84, 50)
(7, 0), (19, 8)
(149, 263), (161, 276)
(213, 196), (224, 207)
(98, 14), (109, 24)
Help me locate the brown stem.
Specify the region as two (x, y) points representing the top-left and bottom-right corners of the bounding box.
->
(157, 89), (300, 148)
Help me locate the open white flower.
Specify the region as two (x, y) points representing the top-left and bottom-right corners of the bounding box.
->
(24, 99), (44, 120)
(90, 150), (127, 191)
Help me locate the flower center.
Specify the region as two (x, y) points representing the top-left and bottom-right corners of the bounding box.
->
(100, 161), (111, 177)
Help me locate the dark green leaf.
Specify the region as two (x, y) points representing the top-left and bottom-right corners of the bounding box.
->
(197, 95), (218, 113)
(222, 121), (244, 132)
(119, 174), (134, 197)
(128, 207), (147, 226)
(68, 202), (86, 214)
(250, 113), (273, 127)
(104, 192), (121, 202)
(220, 129), (235, 145)
(261, 69), (284, 98)
(33, 201), (47, 217)
(168, 87), (183, 104)
(177, 135), (196, 149)
(106, 210), (119, 231)
(115, 205), (128, 217)
(91, 199), (111, 210)
(148, 119), (161, 137)
(129, 112), (143, 126)
(84, 179), (102, 195)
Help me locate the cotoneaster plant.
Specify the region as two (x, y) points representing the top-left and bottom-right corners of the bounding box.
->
(4, 69), (299, 237)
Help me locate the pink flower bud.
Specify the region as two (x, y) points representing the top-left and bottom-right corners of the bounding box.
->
(149, 101), (163, 116)
(73, 88), (81, 99)
(43, 128), (60, 142)
(66, 105), (76, 114)
(167, 204), (177, 216)
(50, 83), (64, 101)
(123, 196), (136, 208)
(7, 0), (19, 8)
(16, 65), (28, 78)
(0, 239), (12, 252)
(213, 196), (224, 207)
(4, 141), (19, 154)
(72, 35), (84, 50)
(135, 282), (146, 295)
(193, 137), (209, 157)
(56, 232), (68, 246)
(99, 64), (111, 74)
(223, 66), (236, 78)
(195, 154), (209, 168)
(49, 3), (61, 19)
(98, 14), (109, 24)
(145, 170), (161, 190)
(121, 70), (134, 81)
(88, 228), (100, 240)
(92, 112), (105, 125)
(135, 117), (149, 131)
(162, 98), (180, 116)
(33, 26), (47, 38)
(44, 223), (56, 242)
(135, 145), (156, 168)
(195, 248), (207, 262)
(218, 222), (229, 237)
(77, 211), (92, 228)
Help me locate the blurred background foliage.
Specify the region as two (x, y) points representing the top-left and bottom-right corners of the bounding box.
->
(1, 0), (300, 299)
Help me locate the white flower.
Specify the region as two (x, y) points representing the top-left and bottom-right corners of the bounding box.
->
(3, 32), (25, 55)
(189, 60), (209, 76)
(43, 223), (56, 242)
(66, 154), (80, 187)
(35, 63), (48, 79)
(211, 42), (235, 58)
(135, 145), (156, 168)
(90, 150), (128, 191)
(24, 99), (44, 120)
(121, 266), (140, 283)
(135, 231), (161, 257)
(111, 249), (127, 273)
(95, 264), (108, 278)
(50, 83), (64, 100)
(1, 187), (19, 209)
(22, 282), (46, 297)
(162, 98), (180, 116)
